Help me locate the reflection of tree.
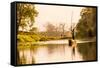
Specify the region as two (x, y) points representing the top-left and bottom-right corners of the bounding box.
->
(77, 42), (96, 60)
(17, 3), (38, 31)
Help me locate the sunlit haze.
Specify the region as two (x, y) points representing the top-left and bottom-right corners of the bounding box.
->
(34, 4), (83, 32)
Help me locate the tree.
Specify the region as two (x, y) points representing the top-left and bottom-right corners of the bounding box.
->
(70, 23), (77, 39)
(59, 23), (65, 38)
(45, 23), (58, 37)
(29, 27), (37, 33)
(76, 7), (97, 38)
(17, 3), (38, 31)
(46, 23), (56, 32)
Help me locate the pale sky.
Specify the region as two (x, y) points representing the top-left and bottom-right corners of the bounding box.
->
(34, 4), (83, 32)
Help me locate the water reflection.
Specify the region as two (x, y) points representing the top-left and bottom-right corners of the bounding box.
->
(77, 42), (96, 61)
(17, 42), (96, 65)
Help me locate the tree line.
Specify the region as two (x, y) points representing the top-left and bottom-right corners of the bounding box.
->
(17, 3), (97, 42)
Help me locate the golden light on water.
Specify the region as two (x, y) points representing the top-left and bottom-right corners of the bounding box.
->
(19, 44), (83, 64)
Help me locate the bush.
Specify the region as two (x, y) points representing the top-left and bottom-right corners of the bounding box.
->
(31, 35), (40, 41)
(17, 34), (40, 42)
(39, 36), (61, 41)
(39, 37), (48, 41)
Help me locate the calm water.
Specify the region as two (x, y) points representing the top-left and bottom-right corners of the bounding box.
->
(17, 41), (96, 65)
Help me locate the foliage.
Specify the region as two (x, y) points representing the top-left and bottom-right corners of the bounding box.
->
(76, 7), (97, 38)
(39, 36), (48, 41)
(17, 34), (40, 42)
(17, 3), (38, 30)
(46, 23), (56, 32)
(39, 36), (61, 41)
(29, 27), (37, 32)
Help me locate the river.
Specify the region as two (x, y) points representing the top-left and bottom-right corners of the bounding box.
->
(17, 40), (96, 65)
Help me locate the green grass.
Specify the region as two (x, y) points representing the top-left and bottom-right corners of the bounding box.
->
(17, 34), (40, 42)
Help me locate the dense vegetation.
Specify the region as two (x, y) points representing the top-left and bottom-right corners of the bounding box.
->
(17, 3), (39, 42)
(17, 3), (38, 30)
(76, 7), (97, 39)
(17, 31), (62, 42)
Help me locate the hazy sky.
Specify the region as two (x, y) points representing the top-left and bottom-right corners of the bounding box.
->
(34, 4), (83, 32)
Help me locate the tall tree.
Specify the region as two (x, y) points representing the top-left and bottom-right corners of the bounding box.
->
(76, 7), (97, 38)
(70, 23), (76, 39)
(17, 3), (38, 31)
(69, 11), (77, 39)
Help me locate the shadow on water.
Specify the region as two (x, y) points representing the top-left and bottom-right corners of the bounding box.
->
(17, 44), (37, 65)
(77, 42), (96, 61)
